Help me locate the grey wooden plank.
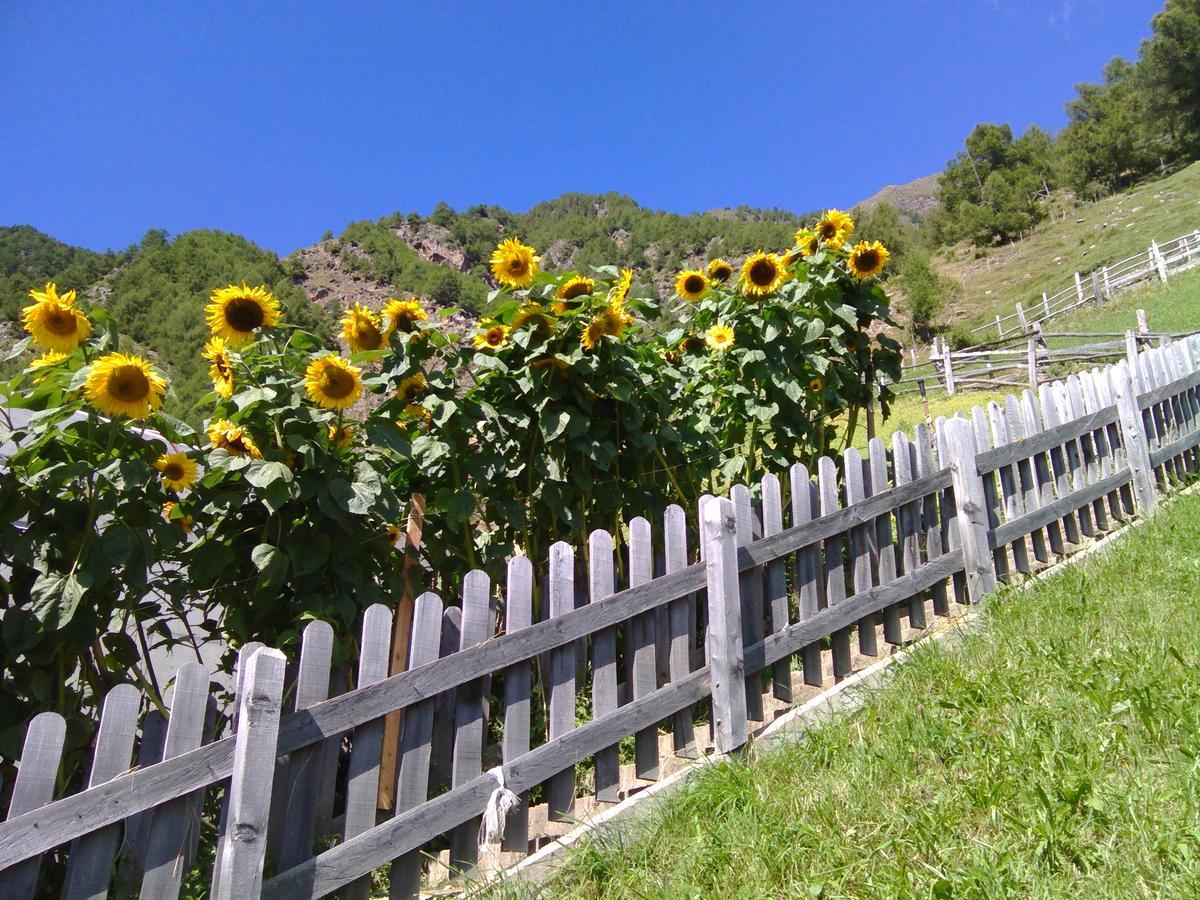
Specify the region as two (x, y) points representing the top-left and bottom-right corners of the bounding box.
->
(914, 425), (952, 617)
(1006, 394), (1051, 562)
(428, 606), (461, 796)
(974, 406), (1119, 473)
(0, 471), (960, 872)
(1112, 361), (1158, 516)
(818, 456), (853, 679)
(449, 570), (493, 873)
(973, 406), (1011, 584)
(341, 604), (392, 900)
(62, 684), (140, 900)
(588, 529), (620, 803)
(1138, 359), (1200, 408)
(501, 556), (533, 851)
(1068, 375), (1108, 531)
(1148, 426), (1200, 468)
(120, 709), (165, 886)
(731, 484), (765, 720)
(868, 438), (903, 642)
(546, 541), (576, 821)
(761, 473), (791, 701)
(141, 662), (210, 899)
(789, 463), (824, 684)
(942, 417), (998, 602)
(663, 504), (698, 758)
(629, 516), (660, 781)
(934, 418), (970, 606)
(1080, 369), (1127, 524)
(702, 497), (747, 753)
(263, 548), (966, 899)
(276, 621), (335, 873)
(843, 449), (878, 656)
(1023, 389), (1067, 556)
(988, 401), (1031, 575)
(214, 647), (286, 900)
(1053, 381), (1096, 536)
(389, 592), (444, 900)
(993, 470), (1132, 546)
(892, 432), (927, 628)
(209, 640), (265, 897)
(1, 712), (66, 900)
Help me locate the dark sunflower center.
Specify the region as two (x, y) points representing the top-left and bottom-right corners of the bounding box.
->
(109, 366), (150, 402)
(225, 297), (266, 332)
(45, 307), (78, 335)
(820, 223), (837, 239)
(509, 259), (527, 275)
(713, 266), (731, 281)
(749, 259), (777, 286)
(321, 367), (356, 399)
(487, 327), (505, 346)
(163, 462), (184, 481)
(684, 275), (706, 294)
(357, 324), (383, 348)
(562, 282), (590, 300)
(856, 250), (879, 271)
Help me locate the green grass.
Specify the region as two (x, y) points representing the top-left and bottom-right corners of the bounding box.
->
(1047, 264), (1200, 339)
(499, 493), (1200, 898)
(939, 160), (1200, 331)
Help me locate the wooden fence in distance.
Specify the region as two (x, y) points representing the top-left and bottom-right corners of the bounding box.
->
(2, 337), (1200, 899)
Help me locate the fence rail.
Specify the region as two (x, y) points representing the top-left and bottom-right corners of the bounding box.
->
(2, 337), (1200, 899)
(971, 227), (1200, 339)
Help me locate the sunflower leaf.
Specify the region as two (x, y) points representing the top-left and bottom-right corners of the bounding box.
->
(2, 337), (31, 362)
(251, 543), (288, 587)
(31, 572), (85, 628)
(245, 461), (294, 489)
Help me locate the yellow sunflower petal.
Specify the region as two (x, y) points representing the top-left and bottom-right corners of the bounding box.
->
(847, 240), (890, 279)
(83, 352), (167, 418)
(304, 355), (363, 410)
(155, 450), (198, 492)
(674, 269), (709, 301)
(22, 282), (92, 352)
(204, 283), (281, 346)
(705, 323), (735, 351)
(341, 303), (386, 352)
(739, 251), (787, 298)
(490, 238), (540, 288)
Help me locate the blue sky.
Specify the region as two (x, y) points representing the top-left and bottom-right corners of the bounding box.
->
(0, 1), (1164, 255)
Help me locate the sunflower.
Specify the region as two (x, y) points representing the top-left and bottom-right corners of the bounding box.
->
(207, 419), (262, 458)
(659, 348), (683, 365)
(581, 315), (607, 351)
(473, 322), (510, 350)
(794, 228), (821, 256)
(205, 284), (280, 346)
(530, 355), (571, 372)
(22, 282), (92, 352)
(705, 323), (735, 351)
(155, 450), (198, 492)
(84, 352), (167, 418)
(162, 501), (194, 534)
(386, 524), (404, 546)
(305, 355), (363, 410)
(739, 251), (787, 297)
(382, 298), (429, 335)
(341, 303), (386, 352)
(809, 377), (824, 392)
(674, 269), (709, 301)
(404, 403), (432, 427)
(202, 336), (235, 399)
(28, 350), (69, 380)
(552, 275), (595, 314)
(397, 372), (428, 402)
(815, 210), (854, 249)
(600, 303), (632, 338)
(679, 334), (707, 353)
(847, 240), (890, 279)
(490, 238), (540, 288)
(707, 259), (734, 283)
(328, 422), (355, 448)
(780, 248), (802, 267)
(608, 268), (633, 306)
(512, 302), (555, 333)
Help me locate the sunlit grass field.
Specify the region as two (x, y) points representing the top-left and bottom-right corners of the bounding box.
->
(494, 492), (1200, 898)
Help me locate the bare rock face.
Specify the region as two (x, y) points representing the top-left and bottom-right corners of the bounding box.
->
(610, 228), (631, 249)
(542, 238), (577, 270)
(391, 221), (469, 272)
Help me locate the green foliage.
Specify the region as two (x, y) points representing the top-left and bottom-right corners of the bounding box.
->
(893, 250), (957, 337)
(0, 225), (129, 326)
(849, 201), (919, 268)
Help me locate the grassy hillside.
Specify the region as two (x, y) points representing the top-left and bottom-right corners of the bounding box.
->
(937, 161), (1200, 333)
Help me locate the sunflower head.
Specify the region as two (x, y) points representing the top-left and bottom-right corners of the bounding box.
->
(84, 352), (167, 418)
(739, 251), (787, 298)
(815, 210), (854, 249)
(404, 403), (433, 429)
(552, 276), (596, 314)
(581, 316), (607, 352)
(342, 303), (386, 352)
(207, 419), (262, 459)
(674, 269), (709, 302)
(705, 323), (735, 351)
(386, 524), (404, 546)
(328, 422), (355, 448)
(490, 238), (540, 288)
(155, 450), (198, 493)
(599, 303), (632, 338)
(28, 350), (69, 381)
(382, 298), (429, 336)
(847, 240), (890, 280)
(512, 302), (555, 333)
(202, 336), (235, 399)
(473, 322), (510, 350)
(809, 377), (824, 393)
(680, 334), (707, 354)
(609, 268), (634, 305)
(305, 355), (363, 410)
(795, 228), (821, 256)
(397, 372), (428, 402)
(162, 501), (194, 534)
(205, 284), (280, 346)
(23, 282), (92, 352)
(530, 355), (571, 373)
(706, 259), (734, 283)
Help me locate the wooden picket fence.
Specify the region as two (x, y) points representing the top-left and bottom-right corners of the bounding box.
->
(972, 227), (1200, 340)
(2, 336), (1200, 899)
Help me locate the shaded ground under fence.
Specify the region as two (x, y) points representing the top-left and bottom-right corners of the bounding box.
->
(2, 337), (1199, 899)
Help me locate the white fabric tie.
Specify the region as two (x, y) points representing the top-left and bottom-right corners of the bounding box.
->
(478, 765), (520, 853)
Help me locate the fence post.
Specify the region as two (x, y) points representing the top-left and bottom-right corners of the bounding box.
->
(1016, 302), (1028, 331)
(1110, 361), (1157, 517)
(1042, 291), (1051, 318)
(1102, 265), (1112, 295)
(1150, 240), (1168, 282)
(702, 497), (747, 754)
(1074, 271), (1085, 305)
(215, 647), (286, 900)
(942, 417), (997, 602)
(1091, 271), (1104, 308)
(942, 343), (956, 396)
(1027, 339), (1038, 389)
(995, 314), (1004, 339)
(1137, 308), (1150, 335)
